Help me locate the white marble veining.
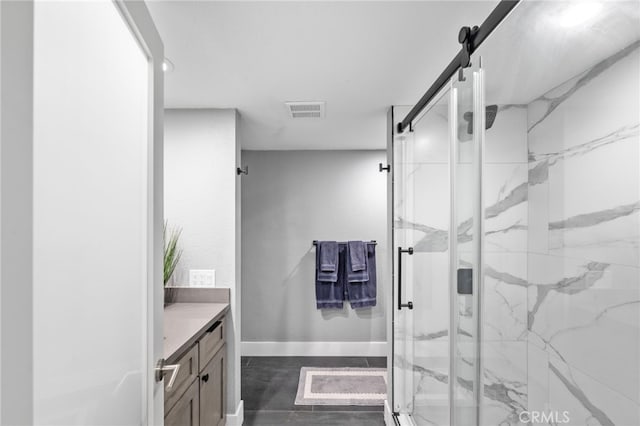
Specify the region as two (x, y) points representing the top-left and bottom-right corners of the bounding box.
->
(525, 39), (640, 425)
(481, 342), (528, 426)
(484, 164), (528, 253)
(483, 253), (528, 342)
(547, 355), (640, 426)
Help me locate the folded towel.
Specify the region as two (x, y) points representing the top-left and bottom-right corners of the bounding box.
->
(346, 242), (369, 282)
(316, 245), (346, 309)
(316, 241), (339, 282)
(346, 244), (377, 308)
(348, 240), (367, 272)
(319, 241), (338, 272)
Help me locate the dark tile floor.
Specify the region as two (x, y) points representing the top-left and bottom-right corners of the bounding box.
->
(242, 356), (387, 426)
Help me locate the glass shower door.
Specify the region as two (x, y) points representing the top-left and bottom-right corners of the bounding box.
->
(450, 61), (484, 426)
(391, 61), (484, 426)
(392, 89), (454, 426)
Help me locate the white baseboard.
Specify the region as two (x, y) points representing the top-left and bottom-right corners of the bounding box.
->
(225, 400), (243, 426)
(241, 341), (387, 357)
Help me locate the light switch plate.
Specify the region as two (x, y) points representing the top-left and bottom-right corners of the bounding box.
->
(189, 269), (216, 287)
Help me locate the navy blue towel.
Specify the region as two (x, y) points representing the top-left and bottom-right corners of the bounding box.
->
(315, 245), (346, 309)
(346, 244), (377, 308)
(346, 242), (369, 282)
(316, 241), (339, 282)
(348, 240), (367, 271)
(319, 241), (339, 272)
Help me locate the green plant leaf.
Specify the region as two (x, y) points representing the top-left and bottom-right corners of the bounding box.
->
(164, 220), (183, 285)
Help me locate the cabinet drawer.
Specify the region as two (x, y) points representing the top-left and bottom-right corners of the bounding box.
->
(165, 344), (199, 414)
(199, 320), (224, 372)
(165, 378), (199, 426)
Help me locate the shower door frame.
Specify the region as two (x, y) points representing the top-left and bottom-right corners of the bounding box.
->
(388, 3), (522, 423)
(448, 61), (486, 426)
(389, 61), (486, 425)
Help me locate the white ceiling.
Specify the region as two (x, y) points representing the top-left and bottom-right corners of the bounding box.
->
(147, 1), (640, 150)
(146, 0), (498, 150)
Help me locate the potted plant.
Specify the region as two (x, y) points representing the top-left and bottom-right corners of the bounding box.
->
(164, 221), (182, 304)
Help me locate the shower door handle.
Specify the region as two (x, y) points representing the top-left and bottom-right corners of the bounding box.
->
(397, 246), (414, 310)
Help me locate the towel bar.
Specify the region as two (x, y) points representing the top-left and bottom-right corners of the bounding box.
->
(312, 240), (377, 246)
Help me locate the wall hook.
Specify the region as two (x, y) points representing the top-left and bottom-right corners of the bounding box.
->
(237, 166), (248, 176)
(379, 163), (391, 173)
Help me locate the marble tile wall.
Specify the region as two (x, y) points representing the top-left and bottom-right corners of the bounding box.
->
(392, 39), (640, 426)
(481, 104), (530, 426)
(526, 41), (640, 425)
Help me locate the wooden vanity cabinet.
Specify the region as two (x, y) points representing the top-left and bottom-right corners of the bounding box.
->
(165, 379), (199, 426)
(165, 319), (226, 426)
(200, 344), (226, 426)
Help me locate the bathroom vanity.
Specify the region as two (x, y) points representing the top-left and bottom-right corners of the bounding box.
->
(163, 288), (230, 426)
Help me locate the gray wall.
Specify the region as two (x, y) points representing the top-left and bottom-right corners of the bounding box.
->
(241, 150), (387, 342)
(164, 108), (242, 415)
(164, 109), (238, 287)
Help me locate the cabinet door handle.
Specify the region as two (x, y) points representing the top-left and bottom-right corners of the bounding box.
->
(202, 374), (209, 383)
(155, 359), (181, 390)
(206, 321), (221, 333)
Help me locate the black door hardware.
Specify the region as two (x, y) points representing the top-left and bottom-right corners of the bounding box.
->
(396, 0), (521, 134)
(397, 247), (414, 310)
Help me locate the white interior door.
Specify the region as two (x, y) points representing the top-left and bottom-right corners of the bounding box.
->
(32, 1), (164, 424)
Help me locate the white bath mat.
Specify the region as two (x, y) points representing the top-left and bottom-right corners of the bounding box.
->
(294, 367), (387, 406)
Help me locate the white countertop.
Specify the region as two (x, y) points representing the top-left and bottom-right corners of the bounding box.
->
(163, 302), (229, 362)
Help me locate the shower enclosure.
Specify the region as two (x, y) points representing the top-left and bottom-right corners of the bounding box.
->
(389, 1), (640, 425)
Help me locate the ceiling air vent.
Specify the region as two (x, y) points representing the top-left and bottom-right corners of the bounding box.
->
(285, 101), (326, 119)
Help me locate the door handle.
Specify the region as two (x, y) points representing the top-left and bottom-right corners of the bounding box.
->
(202, 373), (209, 383)
(155, 359), (181, 390)
(397, 247), (414, 310)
